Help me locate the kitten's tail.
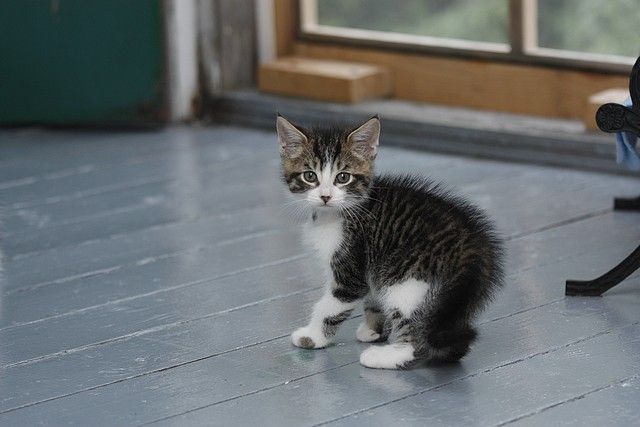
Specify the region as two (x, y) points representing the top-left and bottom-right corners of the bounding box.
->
(424, 326), (477, 362)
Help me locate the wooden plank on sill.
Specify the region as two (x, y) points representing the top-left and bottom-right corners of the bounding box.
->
(584, 88), (629, 131)
(258, 56), (392, 103)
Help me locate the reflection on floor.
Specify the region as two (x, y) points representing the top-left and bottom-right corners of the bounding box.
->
(1, 126), (639, 426)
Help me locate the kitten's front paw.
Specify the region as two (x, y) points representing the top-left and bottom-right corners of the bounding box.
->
(356, 322), (381, 342)
(291, 326), (329, 349)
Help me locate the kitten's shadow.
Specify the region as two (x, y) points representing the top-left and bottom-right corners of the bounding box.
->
(359, 357), (469, 394)
(358, 361), (476, 423)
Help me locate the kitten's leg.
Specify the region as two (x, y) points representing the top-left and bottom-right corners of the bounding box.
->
(359, 310), (417, 369)
(359, 279), (429, 369)
(356, 295), (386, 343)
(291, 290), (359, 349)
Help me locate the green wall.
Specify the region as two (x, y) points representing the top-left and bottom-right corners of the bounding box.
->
(0, 0), (165, 125)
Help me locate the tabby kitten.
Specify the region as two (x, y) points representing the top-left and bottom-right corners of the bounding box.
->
(277, 115), (503, 369)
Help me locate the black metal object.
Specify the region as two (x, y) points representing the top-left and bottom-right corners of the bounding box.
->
(614, 195), (640, 211)
(566, 244), (640, 296)
(566, 56), (640, 296)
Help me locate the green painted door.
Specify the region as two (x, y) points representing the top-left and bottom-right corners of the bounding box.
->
(0, 0), (165, 125)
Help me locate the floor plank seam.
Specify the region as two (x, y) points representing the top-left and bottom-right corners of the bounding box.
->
(0, 251), (622, 370)
(0, 254), (311, 332)
(22, 302), (623, 423)
(6, 201), (270, 260)
(5, 196), (614, 282)
(2, 303), (637, 417)
(9, 265), (124, 295)
(144, 318), (638, 425)
(312, 320), (640, 426)
(6, 175), (608, 247)
(0, 144), (421, 191)
(0, 134), (266, 189)
(0, 290), (560, 376)
(5, 202), (613, 310)
(505, 208), (611, 242)
(0, 176), (39, 190)
(4, 192), (270, 255)
(3, 127), (640, 424)
(0, 314), (367, 415)
(0, 163), (126, 190)
(6, 176), (170, 211)
(0, 253), (589, 357)
(482, 298), (565, 324)
(5, 228), (288, 296)
(3, 155), (617, 251)
(0, 147), (161, 180)
(3, 164), (278, 244)
(3, 152), (264, 212)
(0, 149), (177, 190)
(0, 217), (632, 388)
(495, 372), (640, 426)
(6, 202), (168, 242)
(140, 361), (358, 426)
(0, 278), (318, 370)
(0, 334), (294, 416)
(9, 193), (262, 239)
(4, 219), (620, 337)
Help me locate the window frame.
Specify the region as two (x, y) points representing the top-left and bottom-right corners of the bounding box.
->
(297, 0), (634, 74)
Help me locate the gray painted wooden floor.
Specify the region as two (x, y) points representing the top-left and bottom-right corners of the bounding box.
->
(1, 125), (639, 426)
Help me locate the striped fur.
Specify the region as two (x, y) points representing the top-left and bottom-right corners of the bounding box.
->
(280, 116), (504, 369)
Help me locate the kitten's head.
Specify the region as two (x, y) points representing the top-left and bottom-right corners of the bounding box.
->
(276, 115), (380, 211)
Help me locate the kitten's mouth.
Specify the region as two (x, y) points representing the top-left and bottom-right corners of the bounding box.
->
(317, 200), (339, 209)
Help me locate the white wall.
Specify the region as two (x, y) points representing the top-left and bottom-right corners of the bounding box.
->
(164, 0), (199, 121)
(255, 0), (276, 64)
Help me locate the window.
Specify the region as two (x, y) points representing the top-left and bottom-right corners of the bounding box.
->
(300, 0), (638, 71)
(270, 0), (631, 119)
(535, 0), (639, 59)
(304, 0), (509, 52)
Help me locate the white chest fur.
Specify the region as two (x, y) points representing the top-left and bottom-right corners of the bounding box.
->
(303, 214), (344, 266)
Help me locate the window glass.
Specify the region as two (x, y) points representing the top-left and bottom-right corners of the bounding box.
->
(315, 0), (509, 45)
(536, 0), (640, 57)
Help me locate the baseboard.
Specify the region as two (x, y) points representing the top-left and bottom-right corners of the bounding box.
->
(208, 89), (635, 176)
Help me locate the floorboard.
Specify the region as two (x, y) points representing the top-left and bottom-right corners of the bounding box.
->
(324, 322), (640, 427)
(1, 125), (639, 425)
(3, 289), (639, 425)
(512, 375), (640, 426)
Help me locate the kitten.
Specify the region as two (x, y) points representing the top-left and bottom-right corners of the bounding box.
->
(277, 115), (504, 369)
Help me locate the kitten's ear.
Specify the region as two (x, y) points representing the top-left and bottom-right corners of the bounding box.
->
(347, 116), (380, 159)
(276, 115), (308, 158)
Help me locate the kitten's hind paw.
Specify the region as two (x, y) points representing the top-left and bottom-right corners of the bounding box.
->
(291, 326), (329, 349)
(359, 343), (416, 369)
(356, 322), (381, 342)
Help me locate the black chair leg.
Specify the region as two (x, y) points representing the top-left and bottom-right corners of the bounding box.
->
(614, 195), (640, 211)
(566, 243), (640, 296)
(567, 57), (640, 297)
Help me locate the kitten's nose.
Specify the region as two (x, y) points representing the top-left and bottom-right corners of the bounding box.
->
(320, 196), (331, 204)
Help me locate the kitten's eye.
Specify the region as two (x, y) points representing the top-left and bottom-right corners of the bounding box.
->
(301, 171), (317, 184)
(335, 172), (351, 184)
